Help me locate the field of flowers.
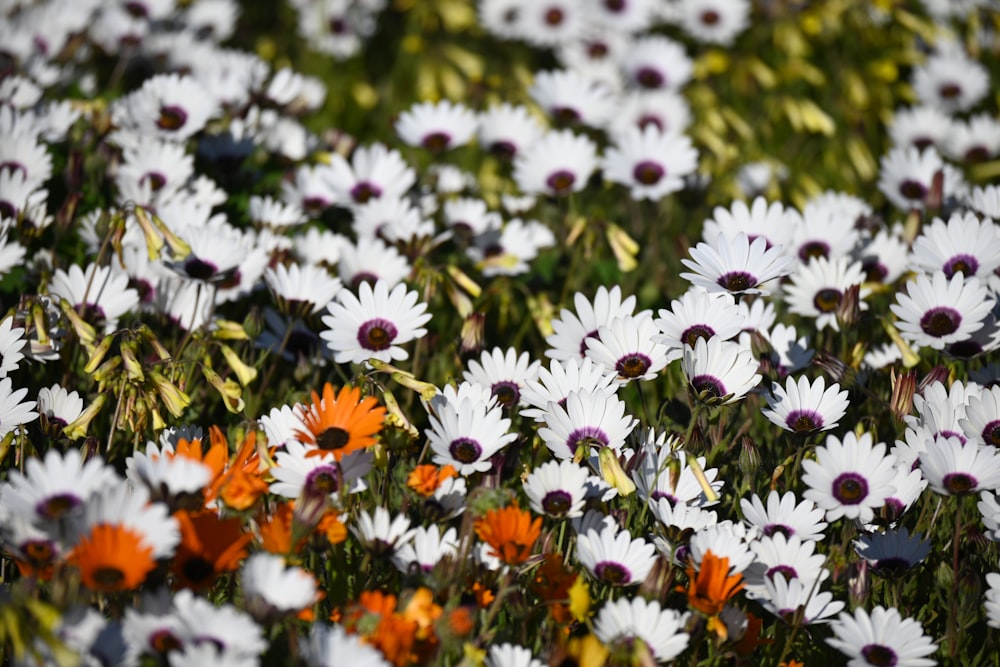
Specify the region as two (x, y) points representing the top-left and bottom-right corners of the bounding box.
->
(2, 0), (1000, 665)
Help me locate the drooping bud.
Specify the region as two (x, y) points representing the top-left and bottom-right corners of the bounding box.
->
(598, 446), (636, 496)
(148, 369), (191, 418)
(219, 344), (258, 386)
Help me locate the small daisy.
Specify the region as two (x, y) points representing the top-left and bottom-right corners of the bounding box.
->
(762, 375), (849, 433)
(48, 263), (140, 333)
(650, 497), (719, 533)
(678, 0), (751, 46)
(486, 644), (544, 667)
(620, 35), (692, 91)
(682, 336), (760, 405)
(125, 450), (212, 512)
(680, 232), (796, 297)
(593, 597), (690, 662)
(801, 431), (898, 523)
(986, 572), (1000, 629)
(463, 347), (540, 409)
(586, 314), (672, 383)
(744, 533), (828, 598)
(269, 441), (371, 500)
(114, 73), (218, 142)
(351, 507), (415, 557)
(538, 389), (637, 460)
(522, 459), (591, 519)
(877, 146), (966, 212)
(783, 257), (869, 331)
(945, 114), (1000, 163)
(854, 527), (931, 576)
(576, 525), (657, 586)
(265, 263), (342, 318)
(654, 288), (744, 353)
(301, 623), (389, 667)
(172, 590), (267, 663)
(879, 466), (927, 523)
(444, 198), (502, 237)
(513, 129), (598, 197)
(336, 236), (411, 290)
(546, 285), (641, 361)
(240, 553), (318, 620)
(0, 315), (26, 377)
(584, 0), (656, 33)
(529, 69), (615, 129)
(519, 1), (586, 47)
(320, 280), (431, 365)
(477, 103), (545, 161)
(601, 125), (698, 201)
(427, 396), (517, 475)
(702, 196), (799, 251)
(391, 525), (459, 574)
(689, 521), (756, 573)
(826, 606), (937, 667)
(766, 323), (814, 374)
(519, 357), (617, 422)
(921, 436), (1000, 496)
(909, 211), (1000, 281)
(961, 384), (1000, 447)
(324, 142), (416, 206)
(889, 105), (954, 151)
(632, 436), (724, 507)
(740, 490), (828, 542)
(395, 100), (477, 152)
(608, 90), (692, 138)
(913, 46), (990, 113)
(853, 228), (910, 285)
(468, 217), (556, 277)
(890, 271), (993, 350)
(759, 575), (844, 625)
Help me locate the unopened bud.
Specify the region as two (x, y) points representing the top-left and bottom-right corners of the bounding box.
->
(890, 369), (917, 423)
(63, 394), (107, 440)
(132, 206), (166, 260)
(120, 341), (144, 382)
(220, 344), (258, 386)
(148, 369), (191, 418)
(836, 284), (861, 328)
(598, 446), (636, 496)
(738, 435), (760, 476)
(459, 313), (485, 355)
(202, 365), (245, 413)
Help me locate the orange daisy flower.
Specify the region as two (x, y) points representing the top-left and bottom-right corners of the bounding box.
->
(70, 524), (156, 593)
(406, 464), (458, 496)
(473, 505), (542, 565)
(296, 384), (386, 461)
(171, 510), (252, 590)
(167, 427), (270, 511)
(676, 550), (744, 616)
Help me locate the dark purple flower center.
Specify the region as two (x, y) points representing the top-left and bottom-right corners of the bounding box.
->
(302, 196), (331, 213)
(637, 114), (663, 132)
(832, 472), (869, 505)
(604, 0), (626, 12)
(542, 490), (574, 517)
(350, 181), (382, 204)
(763, 524), (792, 538)
(861, 643), (898, 667)
(784, 409), (824, 432)
(546, 170), (576, 195)
(422, 132), (451, 152)
(635, 67), (664, 89)
(701, 9), (721, 25)
(862, 260), (888, 283)
(305, 464), (341, 495)
(594, 561), (630, 584)
(766, 564), (797, 581)
(682, 324), (715, 347)
(124, 1), (148, 18)
(938, 83), (962, 100)
(449, 437), (482, 463)
(898, 180), (927, 201)
(882, 498), (905, 521)
(149, 629), (183, 654)
(579, 329), (600, 356)
(874, 557), (911, 575)
(140, 171), (167, 192)
(691, 375), (726, 399)
(286, 329), (319, 359)
(982, 420), (1000, 447)
(328, 17), (347, 34)
(544, 7), (565, 25)
(616, 353), (651, 379)
(942, 254), (979, 279)
(552, 106), (581, 125)
(156, 105), (188, 132)
(22, 540), (56, 566)
(919, 306), (961, 338)
(316, 427), (350, 452)
(632, 161), (664, 185)
(813, 288), (843, 313)
(717, 271), (756, 292)
(490, 141), (518, 160)
(942, 472), (977, 495)
(650, 491), (678, 504)
(566, 426), (609, 455)
(491, 381), (520, 408)
(357, 318), (398, 351)
(350, 272), (379, 290)
(798, 241), (830, 262)
(586, 41), (609, 59)
(37, 493), (81, 520)
(184, 257), (219, 281)
(965, 146), (990, 163)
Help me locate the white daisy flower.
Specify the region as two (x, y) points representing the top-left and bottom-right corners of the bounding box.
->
(265, 263), (342, 318)
(301, 623), (389, 667)
(689, 521), (756, 573)
(880, 466), (927, 523)
(633, 446), (724, 508)
(601, 125), (698, 201)
(391, 525), (459, 574)
(486, 643), (544, 667)
(269, 441), (370, 500)
(678, 0), (751, 45)
(586, 313), (671, 383)
(0, 315), (26, 378)
(555, 28), (627, 90)
(513, 129), (598, 197)
(584, 0), (656, 33)
(427, 396), (517, 475)
(740, 490), (828, 542)
(680, 232), (796, 296)
(759, 574), (844, 625)
(463, 347), (540, 409)
(944, 113), (1000, 163)
(921, 436), (1000, 496)
(744, 533), (828, 599)
(351, 507), (414, 557)
(826, 606), (937, 667)
(468, 218), (556, 277)
(113, 73), (218, 142)
(546, 285), (642, 361)
(853, 228), (910, 285)
(970, 184), (1000, 219)
(321, 280), (431, 365)
(351, 196), (433, 243)
(443, 198), (502, 236)
(608, 90), (692, 138)
(783, 256), (869, 331)
(650, 497), (719, 532)
(576, 524), (656, 586)
(761, 375), (849, 433)
(593, 597), (690, 662)
(335, 236), (411, 290)
(889, 105), (954, 152)
(890, 271), (993, 350)
(683, 336), (760, 405)
(81, 484), (180, 559)
(240, 553), (318, 619)
(477, 103), (545, 161)
(395, 100), (477, 152)
(523, 459), (591, 519)
(986, 573), (1000, 629)
(620, 34), (692, 91)
(877, 146), (966, 212)
(909, 211), (1000, 281)
(519, 1), (586, 47)
(654, 288), (744, 355)
(765, 323), (814, 374)
(538, 389), (637, 460)
(961, 384), (1000, 447)
(702, 196), (799, 252)
(529, 69), (615, 129)
(282, 164), (339, 215)
(324, 142), (416, 206)
(854, 527), (931, 576)
(913, 46), (990, 112)
(48, 263), (140, 333)
(172, 590), (266, 662)
(519, 357), (618, 422)
(801, 431), (898, 523)
(125, 450), (212, 511)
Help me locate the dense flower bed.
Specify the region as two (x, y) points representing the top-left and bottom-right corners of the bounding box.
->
(1, 0), (1000, 666)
